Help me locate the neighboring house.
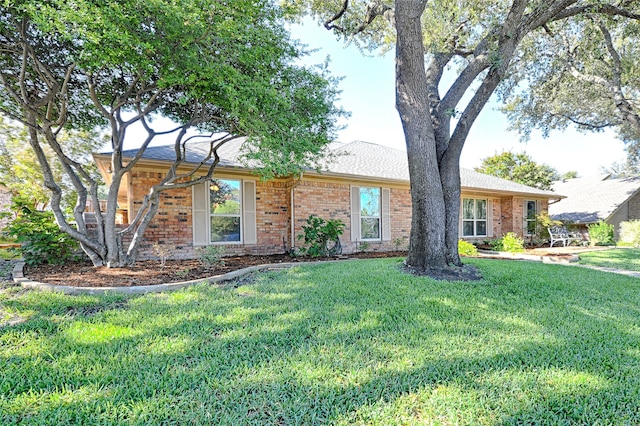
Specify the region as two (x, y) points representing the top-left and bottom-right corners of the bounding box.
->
(93, 140), (561, 259)
(550, 174), (640, 239)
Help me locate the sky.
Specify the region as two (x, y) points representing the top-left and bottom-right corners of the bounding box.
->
(289, 19), (627, 178)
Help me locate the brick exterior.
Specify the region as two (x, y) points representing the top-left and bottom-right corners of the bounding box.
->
(124, 169), (552, 259)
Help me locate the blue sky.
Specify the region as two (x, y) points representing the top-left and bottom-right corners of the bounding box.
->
(290, 20), (627, 178)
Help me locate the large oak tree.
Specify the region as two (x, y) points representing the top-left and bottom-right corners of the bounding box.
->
(0, 0), (343, 267)
(286, 0), (640, 275)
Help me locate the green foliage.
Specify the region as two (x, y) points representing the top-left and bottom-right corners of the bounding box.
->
(297, 215), (345, 257)
(458, 240), (478, 257)
(588, 221), (615, 246)
(0, 0), (345, 267)
(619, 220), (640, 247)
(2, 197), (80, 265)
(358, 240), (370, 252)
(2, 259), (640, 423)
(536, 212), (563, 239)
(501, 232), (525, 253)
(491, 232), (525, 253)
(151, 243), (174, 268)
(393, 237), (407, 251)
(475, 151), (559, 190)
(196, 245), (226, 269)
(489, 237), (504, 252)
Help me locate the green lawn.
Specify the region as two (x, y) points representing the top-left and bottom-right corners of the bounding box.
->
(1, 258), (640, 425)
(579, 248), (640, 271)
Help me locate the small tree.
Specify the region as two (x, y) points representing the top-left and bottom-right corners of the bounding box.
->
(0, 1), (343, 267)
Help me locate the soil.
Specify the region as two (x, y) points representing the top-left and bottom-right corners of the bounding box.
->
(24, 251), (408, 288)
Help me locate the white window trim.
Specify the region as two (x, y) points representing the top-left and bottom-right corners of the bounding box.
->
(525, 199), (538, 236)
(210, 178), (243, 245)
(360, 186), (382, 241)
(192, 179), (257, 246)
(461, 198), (488, 238)
(350, 186), (391, 242)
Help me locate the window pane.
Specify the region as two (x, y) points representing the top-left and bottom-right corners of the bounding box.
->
(360, 187), (380, 217)
(526, 201), (536, 219)
(463, 221), (474, 236)
(211, 216), (241, 242)
(361, 217), (380, 239)
(476, 220), (487, 236)
(463, 199), (474, 219)
(210, 179), (240, 215)
(527, 220), (536, 235)
(476, 199), (487, 219)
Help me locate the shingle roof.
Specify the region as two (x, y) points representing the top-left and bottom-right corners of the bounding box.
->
(116, 139), (559, 198)
(549, 174), (640, 223)
(327, 141), (559, 197)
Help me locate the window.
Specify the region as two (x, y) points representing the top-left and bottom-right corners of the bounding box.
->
(462, 198), (487, 237)
(525, 200), (537, 235)
(360, 187), (381, 240)
(350, 186), (390, 242)
(210, 179), (241, 242)
(192, 179), (256, 246)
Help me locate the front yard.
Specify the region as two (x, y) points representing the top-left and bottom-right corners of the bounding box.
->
(578, 247), (640, 271)
(1, 258), (640, 424)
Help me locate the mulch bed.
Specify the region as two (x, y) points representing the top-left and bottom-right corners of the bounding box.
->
(25, 251), (407, 288)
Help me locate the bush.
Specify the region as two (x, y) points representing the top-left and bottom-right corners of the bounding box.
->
(536, 213), (563, 240)
(588, 221), (615, 246)
(297, 215), (345, 257)
(501, 232), (525, 253)
(458, 240), (478, 257)
(197, 245), (226, 269)
(619, 220), (640, 247)
(489, 237), (504, 252)
(3, 197), (80, 265)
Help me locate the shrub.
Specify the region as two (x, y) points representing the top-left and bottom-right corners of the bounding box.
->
(489, 237), (504, 252)
(358, 240), (371, 252)
(297, 215), (345, 257)
(152, 243), (174, 268)
(588, 221), (615, 246)
(393, 237), (407, 251)
(619, 220), (640, 247)
(500, 232), (525, 253)
(458, 240), (478, 257)
(3, 196), (80, 265)
(197, 245), (226, 269)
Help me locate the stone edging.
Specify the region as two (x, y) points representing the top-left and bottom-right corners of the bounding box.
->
(11, 259), (351, 296)
(476, 249), (580, 264)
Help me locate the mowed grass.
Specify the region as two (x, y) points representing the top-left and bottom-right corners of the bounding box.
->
(579, 248), (640, 271)
(1, 258), (640, 425)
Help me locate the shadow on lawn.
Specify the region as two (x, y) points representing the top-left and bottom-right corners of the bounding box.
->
(2, 259), (640, 424)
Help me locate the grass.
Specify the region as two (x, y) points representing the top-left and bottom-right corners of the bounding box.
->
(1, 258), (640, 424)
(579, 248), (640, 271)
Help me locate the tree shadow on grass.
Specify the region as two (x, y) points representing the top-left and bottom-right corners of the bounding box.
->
(1, 259), (640, 424)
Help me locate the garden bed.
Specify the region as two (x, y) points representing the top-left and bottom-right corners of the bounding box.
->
(24, 251), (407, 287)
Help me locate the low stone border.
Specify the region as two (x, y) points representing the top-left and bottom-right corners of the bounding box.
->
(11, 259), (351, 296)
(477, 249), (580, 264)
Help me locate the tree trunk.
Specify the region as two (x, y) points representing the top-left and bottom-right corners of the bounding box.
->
(395, 0), (449, 271)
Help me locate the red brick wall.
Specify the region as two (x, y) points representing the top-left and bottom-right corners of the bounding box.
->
(126, 170), (552, 259)
(129, 171), (291, 260)
(292, 180), (352, 251)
